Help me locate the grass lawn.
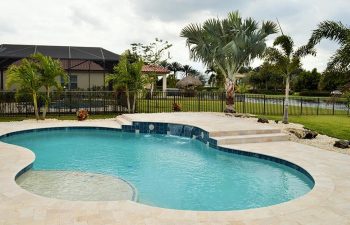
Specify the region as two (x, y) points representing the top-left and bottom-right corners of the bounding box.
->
(260, 115), (350, 140)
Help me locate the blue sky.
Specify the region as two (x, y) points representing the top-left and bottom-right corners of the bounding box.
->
(0, 0), (349, 72)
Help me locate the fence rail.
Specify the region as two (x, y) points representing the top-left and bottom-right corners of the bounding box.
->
(0, 91), (349, 117)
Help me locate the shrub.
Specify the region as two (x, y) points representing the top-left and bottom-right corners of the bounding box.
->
(76, 109), (89, 121)
(299, 90), (330, 97)
(173, 102), (181, 112)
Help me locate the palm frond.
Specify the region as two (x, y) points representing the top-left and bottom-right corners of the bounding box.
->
(309, 20), (349, 46)
(273, 35), (294, 57)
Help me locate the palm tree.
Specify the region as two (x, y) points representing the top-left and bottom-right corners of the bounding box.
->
(181, 11), (277, 112)
(6, 58), (42, 120)
(32, 53), (68, 119)
(264, 35), (316, 123)
(106, 51), (145, 113)
(308, 21), (350, 73)
(182, 65), (193, 77)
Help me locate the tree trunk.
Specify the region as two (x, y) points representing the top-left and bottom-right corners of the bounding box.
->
(126, 89), (131, 113)
(132, 92), (137, 113)
(32, 92), (40, 120)
(42, 86), (50, 120)
(283, 75), (290, 124)
(224, 78), (235, 113)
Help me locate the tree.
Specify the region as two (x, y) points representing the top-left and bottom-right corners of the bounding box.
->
(264, 35), (316, 123)
(182, 65), (193, 77)
(131, 38), (172, 65)
(106, 51), (145, 113)
(32, 53), (68, 119)
(6, 58), (42, 120)
(206, 65), (225, 88)
(294, 68), (321, 91)
(248, 63), (284, 91)
(181, 11), (277, 112)
(308, 21), (350, 74)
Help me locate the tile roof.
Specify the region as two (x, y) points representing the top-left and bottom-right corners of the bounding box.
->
(142, 64), (170, 74)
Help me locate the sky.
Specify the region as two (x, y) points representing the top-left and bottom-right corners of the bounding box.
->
(0, 0), (349, 73)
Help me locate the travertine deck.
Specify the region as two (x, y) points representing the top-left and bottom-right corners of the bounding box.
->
(0, 113), (350, 225)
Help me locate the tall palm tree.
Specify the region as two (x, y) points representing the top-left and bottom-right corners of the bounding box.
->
(264, 35), (316, 123)
(6, 58), (42, 120)
(308, 21), (350, 73)
(181, 11), (277, 112)
(32, 53), (68, 119)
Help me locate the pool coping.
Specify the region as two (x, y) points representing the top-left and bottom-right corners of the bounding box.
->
(0, 114), (349, 224)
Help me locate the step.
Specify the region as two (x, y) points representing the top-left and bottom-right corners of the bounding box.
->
(115, 116), (133, 126)
(214, 133), (289, 145)
(209, 129), (281, 137)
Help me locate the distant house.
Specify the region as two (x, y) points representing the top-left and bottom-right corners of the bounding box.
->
(0, 44), (120, 90)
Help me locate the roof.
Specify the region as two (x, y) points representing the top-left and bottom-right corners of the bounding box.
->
(13, 59), (105, 71)
(142, 64), (170, 74)
(0, 44), (120, 72)
(176, 76), (203, 88)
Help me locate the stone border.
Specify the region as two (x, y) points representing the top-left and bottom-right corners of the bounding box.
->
(0, 115), (349, 224)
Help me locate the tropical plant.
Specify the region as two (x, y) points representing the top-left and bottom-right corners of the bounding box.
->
(106, 51), (145, 113)
(181, 11), (277, 112)
(6, 58), (42, 120)
(182, 65), (193, 77)
(308, 21), (350, 73)
(264, 35), (316, 123)
(294, 68), (321, 91)
(32, 53), (68, 119)
(206, 65), (225, 88)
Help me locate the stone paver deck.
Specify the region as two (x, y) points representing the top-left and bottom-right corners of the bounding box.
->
(0, 113), (350, 225)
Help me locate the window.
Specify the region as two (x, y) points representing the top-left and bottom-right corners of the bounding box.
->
(69, 75), (78, 90)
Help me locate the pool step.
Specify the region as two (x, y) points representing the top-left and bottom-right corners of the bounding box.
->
(209, 129), (281, 137)
(214, 133), (289, 145)
(116, 116), (133, 126)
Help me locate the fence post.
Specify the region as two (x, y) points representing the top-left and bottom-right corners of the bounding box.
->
(147, 92), (150, 113)
(300, 97), (303, 115)
(198, 92), (201, 112)
(317, 98), (320, 115)
(282, 98), (285, 116)
(221, 92), (224, 112)
(243, 94), (246, 114)
(332, 100), (335, 115)
(263, 95), (266, 115)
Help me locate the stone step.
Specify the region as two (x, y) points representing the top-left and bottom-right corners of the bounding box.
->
(209, 129), (281, 137)
(214, 133), (289, 145)
(115, 116), (133, 126)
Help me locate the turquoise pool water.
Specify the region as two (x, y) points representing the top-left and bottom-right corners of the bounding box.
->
(1, 128), (314, 211)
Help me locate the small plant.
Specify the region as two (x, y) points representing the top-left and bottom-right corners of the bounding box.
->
(76, 109), (89, 121)
(173, 102), (181, 112)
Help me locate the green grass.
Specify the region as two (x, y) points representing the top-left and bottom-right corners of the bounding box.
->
(259, 115), (350, 140)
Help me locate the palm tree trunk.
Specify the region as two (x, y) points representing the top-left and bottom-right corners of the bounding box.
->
(132, 92), (137, 113)
(32, 92), (40, 120)
(224, 78), (235, 113)
(283, 75), (290, 124)
(42, 86), (50, 120)
(126, 88), (131, 113)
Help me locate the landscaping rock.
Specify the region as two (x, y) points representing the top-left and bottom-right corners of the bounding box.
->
(287, 128), (318, 139)
(304, 130), (318, 139)
(257, 118), (269, 123)
(275, 120), (279, 124)
(77, 109), (89, 121)
(334, 140), (350, 149)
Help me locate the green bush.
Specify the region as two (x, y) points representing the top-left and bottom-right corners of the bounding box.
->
(299, 90), (330, 97)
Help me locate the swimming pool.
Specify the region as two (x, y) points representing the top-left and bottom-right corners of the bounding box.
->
(1, 127), (314, 211)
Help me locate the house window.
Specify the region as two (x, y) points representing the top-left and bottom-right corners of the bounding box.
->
(69, 75), (78, 90)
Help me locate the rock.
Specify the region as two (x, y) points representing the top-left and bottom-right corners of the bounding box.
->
(287, 128), (305, 139)
(287, 128), (318, 139)
(303, 130), (318, 139)
(257, 118), (269, 123)
(334, 140), (350, 149)
(275, 120), (279, 124)
(76, 109), (89, 121)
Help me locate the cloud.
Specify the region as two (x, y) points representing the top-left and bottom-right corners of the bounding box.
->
(0, 0), (348, 72)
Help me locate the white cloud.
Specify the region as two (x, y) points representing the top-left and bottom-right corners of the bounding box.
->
(0, 0), (348, 72)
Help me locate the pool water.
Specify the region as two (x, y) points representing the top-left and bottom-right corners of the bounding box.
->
(1, 128), (314, 211)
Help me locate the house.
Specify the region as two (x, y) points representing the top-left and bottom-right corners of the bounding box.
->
(0, 44), (171, 92)
(0, 44), (120, 90)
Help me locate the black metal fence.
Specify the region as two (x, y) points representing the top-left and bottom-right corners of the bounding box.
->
(0, 91), (349, 117)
